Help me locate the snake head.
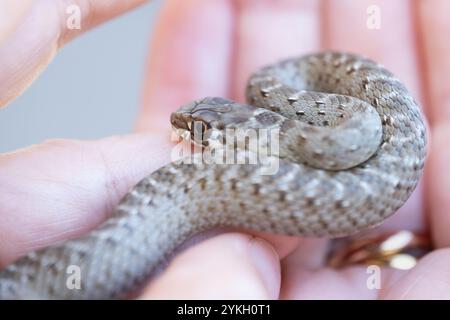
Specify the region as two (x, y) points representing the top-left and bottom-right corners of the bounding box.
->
(171, 97), (253, 147)
(171, 98), (214, 146)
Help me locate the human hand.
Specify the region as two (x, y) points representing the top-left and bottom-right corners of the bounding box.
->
(1, 0), (450, 300)
(0, 0), (289, 299)
(137, 0), (450, 299)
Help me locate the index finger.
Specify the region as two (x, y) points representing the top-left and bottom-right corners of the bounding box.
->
(0, 0), (148, 107)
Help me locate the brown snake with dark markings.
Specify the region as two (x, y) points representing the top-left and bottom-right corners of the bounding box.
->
(0, 52), (427, 299)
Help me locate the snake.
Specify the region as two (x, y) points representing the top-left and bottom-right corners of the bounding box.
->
(0, 52), (426, 299)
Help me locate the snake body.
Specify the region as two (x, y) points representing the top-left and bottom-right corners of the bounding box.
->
(0, 52), (426, 299)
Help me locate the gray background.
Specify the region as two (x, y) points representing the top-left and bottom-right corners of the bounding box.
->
(0, 2), (161, 152)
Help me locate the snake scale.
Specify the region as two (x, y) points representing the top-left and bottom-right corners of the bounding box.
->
(0, 52), (426, 299)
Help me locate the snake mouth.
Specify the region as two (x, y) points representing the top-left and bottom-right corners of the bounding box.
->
(171, 103), (215, 147)
(171, 115), (212, 147)
(186, 120), (211, 147)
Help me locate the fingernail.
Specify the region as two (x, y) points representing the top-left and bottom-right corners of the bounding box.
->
(248, 237), (281, 299)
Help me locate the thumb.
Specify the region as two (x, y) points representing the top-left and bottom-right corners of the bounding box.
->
(0, 130), (173, 266)
(139, 233), (281, 299)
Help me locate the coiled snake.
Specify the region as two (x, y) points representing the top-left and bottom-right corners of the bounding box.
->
(0, 52), (427, 299)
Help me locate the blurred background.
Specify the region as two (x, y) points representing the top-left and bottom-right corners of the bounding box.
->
(0, 1), (161, 152)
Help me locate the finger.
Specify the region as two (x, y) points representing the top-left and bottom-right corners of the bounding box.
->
(0, 0), (148, 107)
(416, 1), (450, 247)
(382, 249), (450, 299)
(280, 265), (380, 299)
(281, 238), (328, 270)
(426, 124), (450, 247)
(281, 248), (410, 299)
(58, 0), (150, 45)
(232, 0), (321, 102)
(139, 233), (281, 299)
(416, 0), (450, 125)
(323, 0), (422, 101)
(323, 0), (426, 233)
(137, 0), (234, 131)
(0, 131), (174, 266)
(247, 231), (299, 259)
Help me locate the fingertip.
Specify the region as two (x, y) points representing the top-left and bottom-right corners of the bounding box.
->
(381, 248), (450, 299)
(246, 231), (300, 259)
(248, 236), (282, 297)
(139, 233), (281, 299)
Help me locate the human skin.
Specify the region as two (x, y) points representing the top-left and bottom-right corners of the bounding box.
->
(0, 0), (450, 299)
